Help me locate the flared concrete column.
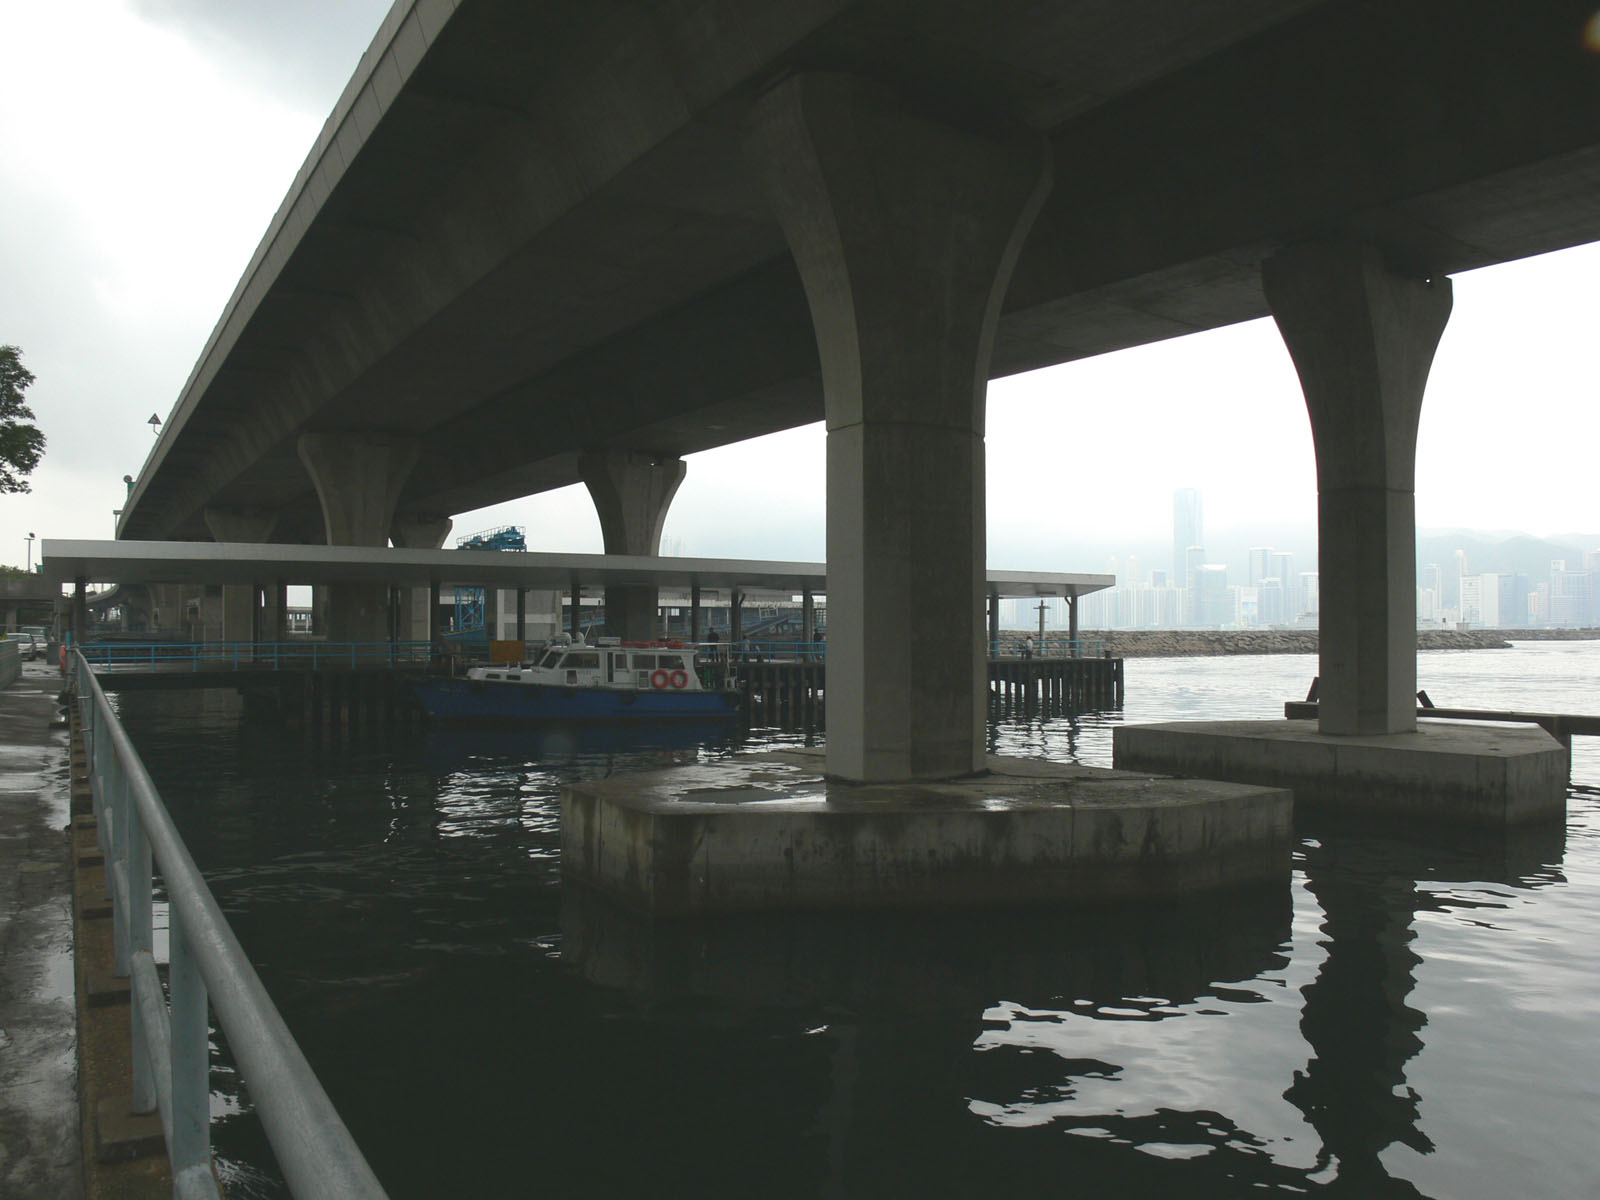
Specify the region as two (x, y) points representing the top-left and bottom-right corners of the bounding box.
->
(748, 72), (1050, 781)
(297, 433), (421, 643)
(392, 511), (453, 643)
(577, 450), (685, 642)
(203, 506), (280, 646)
(1263, 243), (1452, 736)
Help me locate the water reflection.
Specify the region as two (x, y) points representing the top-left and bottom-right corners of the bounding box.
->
(562, 882), (1293, 1016)
(107, 671), (1594, 1200)
(1287, 819), (1565, 1196)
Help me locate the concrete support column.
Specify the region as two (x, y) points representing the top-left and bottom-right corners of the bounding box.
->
(577, 450), (685, 642)
(568, 573), (581, 639)
(72, 576), (87, 646)
(802, 589), (816, 659)
(392, 512), (452, 644)
(272, 579), (288, 643)
(203, 506), (279, 647)
(1068, 594), (1080, 656)
(748, 72), (1050, 781)
(690, 582), (702, 644)
(1263, 243), (1451, 736)
(297, 433), (421, 643)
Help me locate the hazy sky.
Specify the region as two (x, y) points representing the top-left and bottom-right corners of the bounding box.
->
(3, 1), (1596, 582)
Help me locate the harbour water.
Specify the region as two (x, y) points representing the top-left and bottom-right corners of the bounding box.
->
(113, 642), (1600, 1198)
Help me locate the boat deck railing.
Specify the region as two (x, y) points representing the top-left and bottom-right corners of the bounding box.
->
(73, 649), (388, 1198)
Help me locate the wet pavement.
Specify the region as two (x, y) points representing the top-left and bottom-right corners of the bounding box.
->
(0, 659), (83, 1198)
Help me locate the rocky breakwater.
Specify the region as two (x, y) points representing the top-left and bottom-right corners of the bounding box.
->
(1076, 629), (1514, 658)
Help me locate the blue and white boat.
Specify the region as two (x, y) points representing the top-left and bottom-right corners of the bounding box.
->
(411, 638), (739, 722)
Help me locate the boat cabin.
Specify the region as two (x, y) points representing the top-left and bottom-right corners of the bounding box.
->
(470, 641), (703, 692)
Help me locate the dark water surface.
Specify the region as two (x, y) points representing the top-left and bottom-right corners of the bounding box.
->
(115, 643), (1600, 1198)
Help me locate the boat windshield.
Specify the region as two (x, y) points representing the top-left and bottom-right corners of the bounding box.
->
(538, 649), (562, 668)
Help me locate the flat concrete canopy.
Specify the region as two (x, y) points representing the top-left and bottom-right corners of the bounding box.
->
(118, 0), (1600, 544)
(0, 578), (55, 605)
(40, 539), (1112, 601)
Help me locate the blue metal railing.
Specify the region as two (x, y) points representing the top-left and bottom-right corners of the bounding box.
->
(80, 641), (432, 671)
(991, 636), (1107, 659)
(74, 650), (387, 1199)
(723, 639), (827, 662)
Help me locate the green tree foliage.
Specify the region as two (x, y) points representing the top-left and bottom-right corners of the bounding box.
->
(1, 345), (46, 494)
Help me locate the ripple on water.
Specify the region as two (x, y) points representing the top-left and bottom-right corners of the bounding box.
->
(105, 645), (1600, 1200)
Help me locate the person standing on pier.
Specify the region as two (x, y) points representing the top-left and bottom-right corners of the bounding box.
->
(1023, 635), (1034, 659)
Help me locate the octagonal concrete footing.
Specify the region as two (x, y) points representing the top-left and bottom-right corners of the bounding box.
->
(560, 750), (1291, 915)
(1113, 719), (1567, 829)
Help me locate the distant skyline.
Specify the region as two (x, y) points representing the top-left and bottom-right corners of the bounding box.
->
(3, 3), (1598, 577)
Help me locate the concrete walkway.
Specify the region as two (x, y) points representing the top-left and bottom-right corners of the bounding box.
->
(0, 659), (83, 1198)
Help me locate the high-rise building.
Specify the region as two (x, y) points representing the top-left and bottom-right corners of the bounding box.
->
(1248, 547), (1273, 587)
(1194, 563), (1232, 627)
(1418, 562), (1444, 626)
(1298, 572), (1319, 617)
(1173, 489), (1203, 589)
(1551, 560), (1595, 626)
(1258, 577), (1286, 625)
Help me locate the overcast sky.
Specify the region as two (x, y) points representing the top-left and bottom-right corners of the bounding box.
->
(3, 1), (1596, 584)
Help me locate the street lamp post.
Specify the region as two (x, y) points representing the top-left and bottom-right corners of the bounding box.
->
(25, 532), (34, 573)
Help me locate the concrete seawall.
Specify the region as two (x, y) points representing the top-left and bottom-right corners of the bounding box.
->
(1005, 628), (1598, 659)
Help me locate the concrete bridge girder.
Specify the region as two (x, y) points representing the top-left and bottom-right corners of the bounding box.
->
(748, 72), (1051, 783)
(118, 2), (1600, 550)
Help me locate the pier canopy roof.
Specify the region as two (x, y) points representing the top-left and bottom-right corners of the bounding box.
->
(40, 541), (1112, 602)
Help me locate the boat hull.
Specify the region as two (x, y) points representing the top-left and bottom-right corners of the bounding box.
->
(412, 677), (740, 722)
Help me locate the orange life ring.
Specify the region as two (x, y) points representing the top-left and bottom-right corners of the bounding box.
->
(650, 669), (670, 690)
(669, 669), (688, 690)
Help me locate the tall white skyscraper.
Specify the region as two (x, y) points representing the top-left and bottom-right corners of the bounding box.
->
(1173, 488), (1203, 589)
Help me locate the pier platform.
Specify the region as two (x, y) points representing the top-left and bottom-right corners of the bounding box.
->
(1113, 719), (1567, 829)
(561, 749), (1291, 915)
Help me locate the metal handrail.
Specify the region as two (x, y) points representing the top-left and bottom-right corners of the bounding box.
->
(991, 636), (1107, 659)
(79, 640), (432, 671)
(75, 649), (387, 1199)
(722, 639), (828, 662)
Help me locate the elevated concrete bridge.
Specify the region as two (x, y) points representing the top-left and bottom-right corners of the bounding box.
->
(112, 0), (1596, 823)
(120, 0), (1600, 550)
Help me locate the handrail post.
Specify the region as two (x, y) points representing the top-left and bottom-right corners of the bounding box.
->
(167, 907), (212, 1176)
(110, 767), (131, 978)
(127, 777), (157, 1114)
